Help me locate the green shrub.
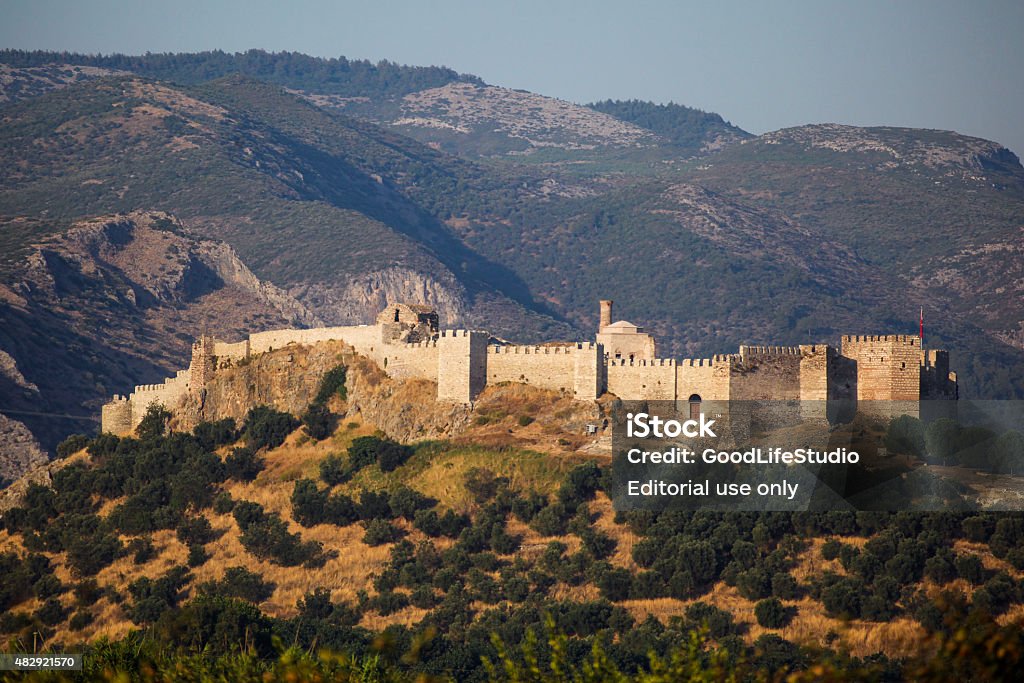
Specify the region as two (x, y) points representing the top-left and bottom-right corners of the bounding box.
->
(377, 441), (414, 472)
(193, 419), (237, 452)
(225, 447), (264, 481)
(885, 415), (925, 456)
(319, 453), (350, 485)
(213, 492), (235, 514)
(755, 597), (793, 628)
(199, 566), (275, 604)
(36, 598), (68, 626)
(363, 519), (404, 546)
(137, 404), (172, 441)
(924, 418), (960, 464)
(69, 609), (94, 631)
(314, 365), (347, 403)
(187, 544), (210, 567)
(301, 402), (336, 440)
(177, 517), (215, 546)
(233, 502), (330, 568)
(242, 406), (299, 451)
(56, 434), (90, 458)
(74, 579), (102, 607)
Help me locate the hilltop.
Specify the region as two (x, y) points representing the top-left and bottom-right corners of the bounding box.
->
(0, 50), (1023, 474)
(1, 348), (1023, 679)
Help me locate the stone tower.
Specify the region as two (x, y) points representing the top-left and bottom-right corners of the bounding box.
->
(599, 300), (613, 332)
(437, 330), (488, 403)
(189, 335), (216, 392)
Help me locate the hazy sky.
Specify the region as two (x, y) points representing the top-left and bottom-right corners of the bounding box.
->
(2, 0), (1022, 154)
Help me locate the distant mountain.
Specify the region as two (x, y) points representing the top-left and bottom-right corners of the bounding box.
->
(0, 48), (480, 98)
(0, 51), (749, 164)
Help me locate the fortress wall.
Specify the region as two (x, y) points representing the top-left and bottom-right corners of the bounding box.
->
(730, 347), (802, 400)
(128, 369), (192, 426)
(213, 339), (250, 360)
(921, 349), (957, 399)
(248, 325), (382, 358)
(380, 340), (439, 381)
(798, 345), (833, 401)
(485, 345), (580, 393)
(606, 359), (677, 401)
(437, 330), (488, 402)
(676, 356), (731, 401)
(101, 397), (132, 435)
(841, 335), (921, 401)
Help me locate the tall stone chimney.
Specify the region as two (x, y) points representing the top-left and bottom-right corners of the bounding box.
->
(599, 300), (613, 332)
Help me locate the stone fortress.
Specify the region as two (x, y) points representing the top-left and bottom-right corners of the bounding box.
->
(101, 300), (958, 434)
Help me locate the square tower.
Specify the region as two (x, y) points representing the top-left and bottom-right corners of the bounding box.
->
(437, 330), (488, 403)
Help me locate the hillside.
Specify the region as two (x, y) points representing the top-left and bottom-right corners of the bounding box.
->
(0, 50), (748, 165)
(0, 52), (1023, 474)
(1, 354), (1022, 679)
(671, 124), (1024, 382)
(587, 99), (752, 154)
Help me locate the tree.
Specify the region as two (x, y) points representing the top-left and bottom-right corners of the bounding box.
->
(56, 434), (90, 458)
(924, 418), (960, 464)
(242, 406), (299, 451)
(319, 454), (349, 485)
(885, 415), (924, 456)
(755, 597), (792, 628)
(137, 404), (172, 441)
(993, 431), (1024, 475)
(225, 447), (264, 481)
(301, 402), (335, 440)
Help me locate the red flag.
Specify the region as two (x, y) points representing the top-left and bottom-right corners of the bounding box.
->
(919, 307), (924, 341)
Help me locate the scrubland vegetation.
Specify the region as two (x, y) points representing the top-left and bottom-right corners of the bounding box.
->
(2, 371), (1024, 681)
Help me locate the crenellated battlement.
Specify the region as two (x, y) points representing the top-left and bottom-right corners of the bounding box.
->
(488, 344), (583, 355)
(680, 358), (716, 367)
(608, 357), (676, 367)
(402, 339), (438, 349)
(740, 345), (801, 356)
(842, 334), (920, 346)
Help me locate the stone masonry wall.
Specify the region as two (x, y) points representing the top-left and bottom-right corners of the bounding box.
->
(486, 345), (579, 393)
(730, 346), (802, 400)
(606, 359), (677, 401)
(380, 340), (440, 382)
(675, 356), (732, 402)
(437, 330), (488, 403)
(841, 335), (922, 401)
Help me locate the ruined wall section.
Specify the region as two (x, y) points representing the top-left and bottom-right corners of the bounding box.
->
(248, 325), (382, 359)
(126, 368), (192, 427)
(606, 359), (677, 401)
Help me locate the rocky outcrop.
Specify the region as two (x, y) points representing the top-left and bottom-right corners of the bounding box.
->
(174, 341), (471, 444)
(0, 413), (48, 485)
(290, 266), (467, 327)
